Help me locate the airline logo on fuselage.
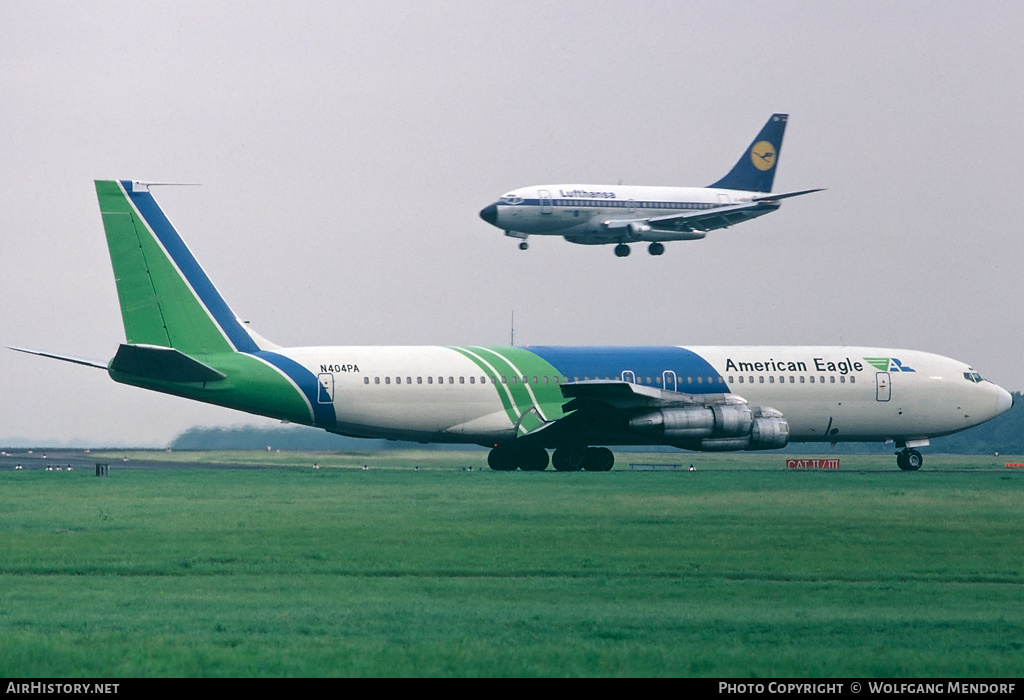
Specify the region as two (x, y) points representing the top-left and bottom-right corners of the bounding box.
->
(750, 141), (777, 171)
(863, 357), (916, 372)
(557, 189), (617, 199)
(724, 357), (866, 375)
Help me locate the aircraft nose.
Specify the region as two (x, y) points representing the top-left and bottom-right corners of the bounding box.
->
(996, 385), (1014, 416)
(479, 203), (499, 226)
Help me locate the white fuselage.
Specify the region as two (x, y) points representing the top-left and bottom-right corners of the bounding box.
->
(260, 345), (1011, 447)
(481, 185), (775, 244)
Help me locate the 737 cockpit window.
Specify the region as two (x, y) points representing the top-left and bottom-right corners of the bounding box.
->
(499, 194), (523, 205)
(963, 372), (984, 383)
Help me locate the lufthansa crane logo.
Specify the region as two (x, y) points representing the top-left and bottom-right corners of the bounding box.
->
(750, 141), (777, 171)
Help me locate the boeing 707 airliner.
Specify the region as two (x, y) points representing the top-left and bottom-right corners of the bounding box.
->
(12, 181), (1011, 472)
(480, 113), (822, 256)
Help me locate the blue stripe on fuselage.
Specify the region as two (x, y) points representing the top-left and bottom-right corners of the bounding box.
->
(254, 351), (337, 429)
(526, 346), (722, 391)
(120, 181), (258, 353)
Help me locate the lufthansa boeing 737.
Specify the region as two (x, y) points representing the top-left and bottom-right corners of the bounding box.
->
(11, 181), (1011, 472)
(479, 113), (822, 256)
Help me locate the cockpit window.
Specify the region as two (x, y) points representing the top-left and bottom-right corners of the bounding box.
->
(499, 194), (523, 205)
(963, 371), (984, 383)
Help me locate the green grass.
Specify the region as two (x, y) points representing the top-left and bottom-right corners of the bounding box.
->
(0, 452), (1022, 676)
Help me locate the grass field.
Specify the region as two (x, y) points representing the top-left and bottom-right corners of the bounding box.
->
(0, 450), (1022, 677)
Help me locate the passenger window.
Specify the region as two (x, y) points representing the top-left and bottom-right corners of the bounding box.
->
(427, 376), (433, 384)
(374, 377), (380, 384)
(769, 376), (775, 384)
(364, 377), (369, 384)
(470, 376), (475, 384)
(385, 377), (391, 385)
(850, 376), (856, 384)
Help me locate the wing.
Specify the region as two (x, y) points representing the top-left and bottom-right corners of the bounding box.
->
(560, 379), (746, 411)
(600, 189), (824, 235)
(558, 380), (789, 451)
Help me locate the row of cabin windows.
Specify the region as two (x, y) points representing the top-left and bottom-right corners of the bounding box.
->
(729, 375), (856, 384)
(362, 374), (856, 386)
(364, 375), (564, 386)
(554, 200), (717, 210)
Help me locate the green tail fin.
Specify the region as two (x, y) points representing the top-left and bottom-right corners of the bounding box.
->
(95, 180), (259, 354)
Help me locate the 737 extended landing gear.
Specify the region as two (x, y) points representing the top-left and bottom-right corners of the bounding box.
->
(647, 242), (665, 256)
(896, 448), (923, 471)
(614, 243), (631, 257)
(518, 241), (529, 250)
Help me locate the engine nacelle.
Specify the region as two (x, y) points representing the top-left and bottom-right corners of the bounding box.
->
(627, 222), (652, 239)
(628, 405), (752, 439)
(630, 405), (789, 451)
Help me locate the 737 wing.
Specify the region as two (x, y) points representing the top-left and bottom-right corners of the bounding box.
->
(601, 188), (824, 236)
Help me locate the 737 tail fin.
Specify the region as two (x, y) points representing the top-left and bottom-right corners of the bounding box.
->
(95, 180), (265, 354)
(708, 113), (788, 192)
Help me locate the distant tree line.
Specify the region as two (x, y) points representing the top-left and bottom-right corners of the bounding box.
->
(169, 392), (1024, 454)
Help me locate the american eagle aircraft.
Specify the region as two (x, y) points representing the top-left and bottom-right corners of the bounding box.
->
(12, 181), (1012, 472)
(479, 113), (823, 257)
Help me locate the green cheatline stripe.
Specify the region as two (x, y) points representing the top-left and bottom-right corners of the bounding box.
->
(450, 346), (567, 437)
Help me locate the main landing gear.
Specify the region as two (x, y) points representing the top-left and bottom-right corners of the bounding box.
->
(487, 445), (615, 472)
(613, 242), (665, 257)
(896, 448), (923, 471)
(518, 241), (529, 250)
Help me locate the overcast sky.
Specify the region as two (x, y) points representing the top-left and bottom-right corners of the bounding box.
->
(3, 1), (1022, 446)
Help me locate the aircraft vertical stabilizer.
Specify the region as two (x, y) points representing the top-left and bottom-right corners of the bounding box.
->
(95, 180), (262, 354)
(707, 113), (788, 192)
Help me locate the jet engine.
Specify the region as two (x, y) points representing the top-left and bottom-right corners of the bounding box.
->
(628, 405), (789, 451)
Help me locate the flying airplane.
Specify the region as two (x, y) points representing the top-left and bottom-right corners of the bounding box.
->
(479, 113), (823, 257)
(11, 181), (1012, 472)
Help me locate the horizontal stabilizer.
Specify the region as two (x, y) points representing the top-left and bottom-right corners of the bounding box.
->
(750, 188), (825, 202)
(110, 344), (226, 383)
(8, 346), (108, 370)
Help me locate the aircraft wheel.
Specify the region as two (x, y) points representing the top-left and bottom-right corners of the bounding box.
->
(614, 244), (631, 258)
(518, 241), (529, 251)
(552, 446), (586, 471)
(520, 448), (550, 471)
(488, 448), (516, 471)
(648, 242), (665, 256)
(583, 447), (614, 471)
(897, 449), (922, 471)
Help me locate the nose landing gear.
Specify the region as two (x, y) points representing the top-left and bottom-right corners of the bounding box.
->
(896, 448), (923, 471)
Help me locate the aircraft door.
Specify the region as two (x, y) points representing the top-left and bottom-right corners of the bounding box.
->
(875, 372), (890, 402)
(662, 370), (677, 392)
(621, 370), (636, 384)
(317, 372), (335, 404)
(538, 190), (552, 214)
